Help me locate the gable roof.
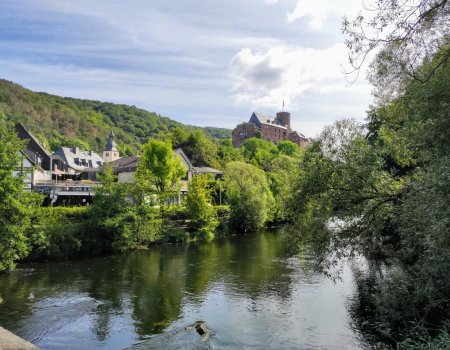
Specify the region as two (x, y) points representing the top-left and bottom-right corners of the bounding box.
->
(253, 112), (275, 124)
(53, 147), (104, 172)
(15, 123), (51, 157)
(106, 156), (139, 173)
(250, 112), (286, 128)
(174, 148), (193, 170)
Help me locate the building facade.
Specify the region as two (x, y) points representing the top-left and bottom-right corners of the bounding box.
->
(232, 111), (309, 148)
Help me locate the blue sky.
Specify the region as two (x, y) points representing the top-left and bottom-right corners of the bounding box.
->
(0, 0), (373, 137)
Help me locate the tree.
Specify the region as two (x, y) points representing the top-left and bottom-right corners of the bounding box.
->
(277, 140), (300, 157)
(343, 0), (450, 99)
(0, 114), (41, 271)
(268, 155), (299, 222)
(185, 175), (218, 238)
(290, 120), (402, 266)
(240, 138), (278, 170)
(217, 138), (243, 167)
(291, 51), (450, 342)
(135, 139), (185, 204)
(224, 162), (274, 232)
(177, 130), (219, 167)
(92, 165), (130, 218)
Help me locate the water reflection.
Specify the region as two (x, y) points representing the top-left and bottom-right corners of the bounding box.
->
(0, 230), (368, 349)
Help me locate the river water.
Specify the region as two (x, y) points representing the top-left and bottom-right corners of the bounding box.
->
(0, 230), (372, 349)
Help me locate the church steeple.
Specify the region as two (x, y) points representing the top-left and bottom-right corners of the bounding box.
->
(105, 131), (118, 152)
(103, 130), (120, 162)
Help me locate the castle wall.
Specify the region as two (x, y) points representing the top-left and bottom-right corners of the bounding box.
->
(232, 122), (258, 148)
(260, 123), (287, 143)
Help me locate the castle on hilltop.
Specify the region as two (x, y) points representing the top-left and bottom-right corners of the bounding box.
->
(232, 111), (309, 148)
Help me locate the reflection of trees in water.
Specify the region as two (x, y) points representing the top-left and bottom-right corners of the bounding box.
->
(0, 230), (305, 342)
(346, 261), (396, 349)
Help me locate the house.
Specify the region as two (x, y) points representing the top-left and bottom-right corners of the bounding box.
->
(108, 148), (222, 198)
(15, 123), (52, 172)
(15, 123), (106, 205)
(108, 155), (139, 183)
(14, 123), (53, 188)
(52, 147), (104, 180)
(232, 111), (309, 148)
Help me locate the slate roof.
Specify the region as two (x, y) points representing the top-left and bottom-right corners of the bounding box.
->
(53, 147), (104, 172)
(250, 112), (286, 128)
(107, 156), (139, 173)
(253, 112), (275, 124)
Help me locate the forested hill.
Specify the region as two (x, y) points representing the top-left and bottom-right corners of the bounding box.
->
(0, 79), (231, 155)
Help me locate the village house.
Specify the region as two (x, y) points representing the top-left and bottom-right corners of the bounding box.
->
(15, 123), (221, 204)
(15, 123), (106, 205)
(52, 146), (104, 181)
(108, 147), (222, 199)
(232, 111), (309, 148)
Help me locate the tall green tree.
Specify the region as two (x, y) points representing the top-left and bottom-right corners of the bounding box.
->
(224, 161), (274, 232)
(177, 130), (219, 167)
(136, 139), (185, 204)
(291, 47), (450, 342)
(0, 114), (41, 271)
(268, 154), (299, 222)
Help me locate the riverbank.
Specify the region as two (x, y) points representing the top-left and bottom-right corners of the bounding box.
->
(0, 326), (39, 350)
(24, 205), (230, 263)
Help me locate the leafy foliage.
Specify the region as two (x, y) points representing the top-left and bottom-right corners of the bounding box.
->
(0, 79), (230, 154)
(136, 139), (185, 203)
(185, 175), (219, 238)
(224, 161), (274, 232)
(343, 0), (450, 100)
(0, 114), (42, 271)
(290, 45), (450, 343)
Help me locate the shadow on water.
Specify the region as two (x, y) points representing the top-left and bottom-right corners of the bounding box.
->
(0, 229), (378, 349)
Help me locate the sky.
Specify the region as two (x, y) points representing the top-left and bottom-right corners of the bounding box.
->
(0, 0), (374, 137)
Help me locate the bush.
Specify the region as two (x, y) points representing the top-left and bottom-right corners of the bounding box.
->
(185, 175), (219, 238)
(28, 207), (90, 259)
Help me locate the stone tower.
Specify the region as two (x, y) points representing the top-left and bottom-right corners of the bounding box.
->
(276, 111), (291, 131)
(103, 131), (120, 162)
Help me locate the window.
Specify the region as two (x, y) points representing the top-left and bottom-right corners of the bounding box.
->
(105, 152), (109, 157)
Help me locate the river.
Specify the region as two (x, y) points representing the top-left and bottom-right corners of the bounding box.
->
(0, 230), (373, 349)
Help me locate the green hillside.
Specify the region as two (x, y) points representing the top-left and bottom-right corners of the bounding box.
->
(0, 79), (231, 155)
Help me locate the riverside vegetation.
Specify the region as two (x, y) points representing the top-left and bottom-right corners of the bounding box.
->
(1, 0), (450, 347)
(0, 113), (303, 270)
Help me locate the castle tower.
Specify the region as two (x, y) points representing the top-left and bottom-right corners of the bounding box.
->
(103, 131), (120, 162)
(276, 111), (291, 131)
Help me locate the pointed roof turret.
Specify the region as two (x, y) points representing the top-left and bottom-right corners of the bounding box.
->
(105, 130), (118, 152)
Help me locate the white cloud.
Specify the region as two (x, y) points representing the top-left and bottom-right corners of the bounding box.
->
(228, 43), (370, 111)
(286, 0), (331, 29)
